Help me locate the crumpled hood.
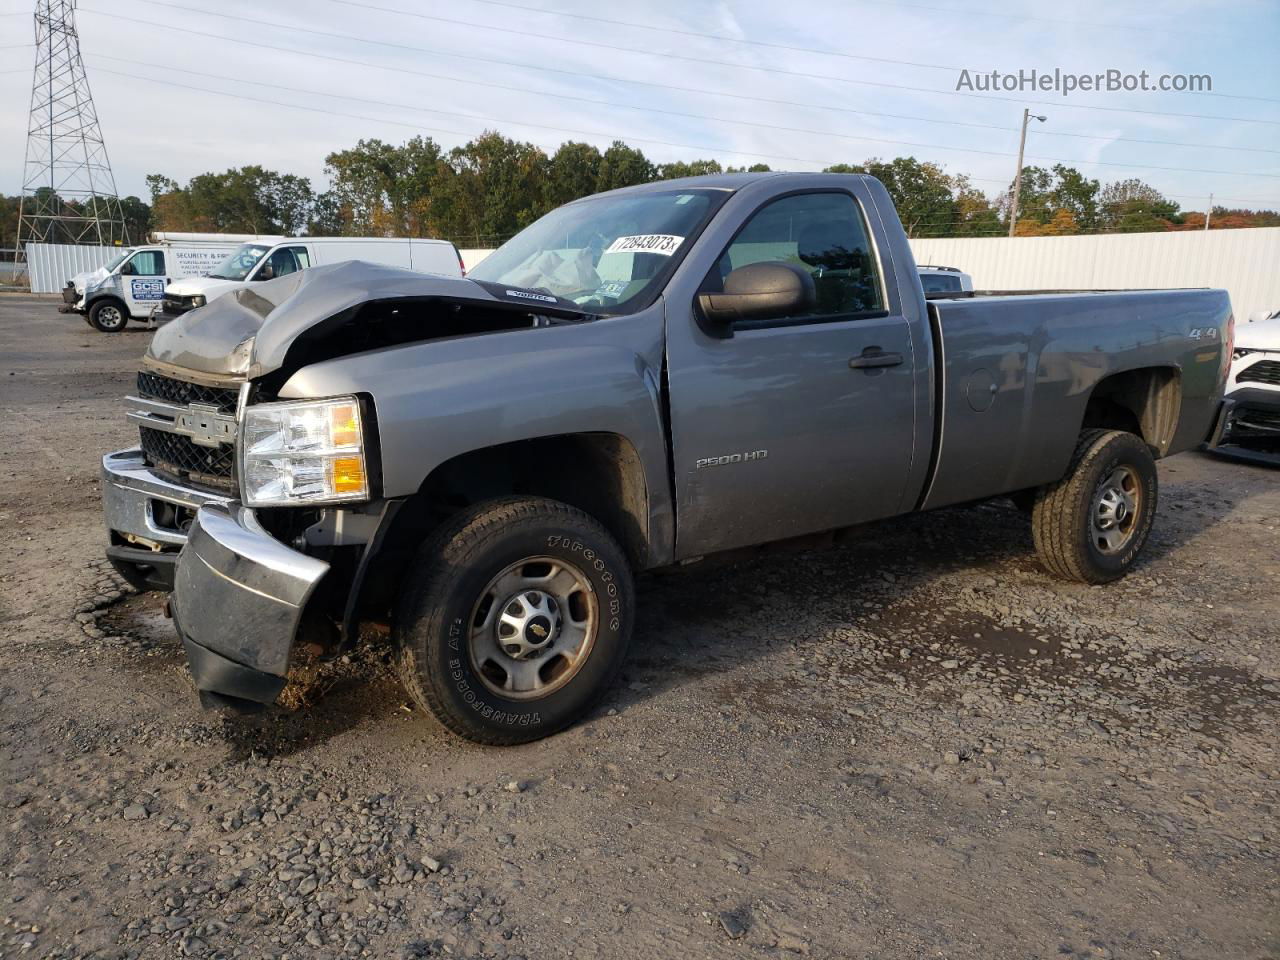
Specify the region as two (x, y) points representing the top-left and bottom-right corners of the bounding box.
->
(1235, 315), (1280, 351)
(146, 260), (516, 379)
(72, 268), (103, 295)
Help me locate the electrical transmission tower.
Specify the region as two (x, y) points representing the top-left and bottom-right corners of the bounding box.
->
(13, 0), (128, 276)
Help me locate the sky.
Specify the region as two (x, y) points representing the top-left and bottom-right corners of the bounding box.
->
(1, 0), (1278, 214)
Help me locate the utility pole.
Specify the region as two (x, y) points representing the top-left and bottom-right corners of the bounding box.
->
(1008, 108), (1047, 237)
(13, 1), (128, 284)
(1204, 193), (1213, 231)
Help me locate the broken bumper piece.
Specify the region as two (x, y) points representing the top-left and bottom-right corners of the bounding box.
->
(173, 503), (329, 710)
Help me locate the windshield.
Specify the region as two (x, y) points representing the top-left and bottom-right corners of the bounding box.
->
(467, 189), (724, 314)
(102, 249), (133, 273)
(210, 243), (271, 281)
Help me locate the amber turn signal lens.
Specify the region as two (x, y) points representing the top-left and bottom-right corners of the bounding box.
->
(329, 456), (367, 495)
(329, 403), (361, 449)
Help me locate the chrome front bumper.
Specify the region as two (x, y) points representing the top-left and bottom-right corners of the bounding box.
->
(103, 449), (331, 707)
(101, 449), (232, 588)
(172, 504), (329, 708)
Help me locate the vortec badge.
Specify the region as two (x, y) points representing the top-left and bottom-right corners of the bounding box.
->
(505, 289), (558, 304)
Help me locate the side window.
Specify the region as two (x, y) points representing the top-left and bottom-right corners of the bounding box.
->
(270, 248), (299, 277)
(709, 192), (884, 321)
(130, 250), (165, 276)
(258, 246), (308, 280)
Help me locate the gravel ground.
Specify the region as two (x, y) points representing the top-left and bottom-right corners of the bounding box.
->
(2, 293), (1277, 960)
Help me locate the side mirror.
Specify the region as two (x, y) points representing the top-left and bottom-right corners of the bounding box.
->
(697, 261), (815, 333)
(119, 260), (136, 276)
(255, 263), (274, 281)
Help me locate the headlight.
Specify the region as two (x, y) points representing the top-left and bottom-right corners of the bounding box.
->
(190, 294), (207, 308)
(239, 397), (369, 506)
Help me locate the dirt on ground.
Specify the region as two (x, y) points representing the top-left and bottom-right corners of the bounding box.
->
(1, 293), (1277, 960)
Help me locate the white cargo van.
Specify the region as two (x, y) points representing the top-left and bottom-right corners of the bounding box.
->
(157, 237), (465, 323)
(66, 233), (274, 332)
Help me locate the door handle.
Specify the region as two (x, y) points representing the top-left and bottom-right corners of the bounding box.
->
(849, 349), (904, 369)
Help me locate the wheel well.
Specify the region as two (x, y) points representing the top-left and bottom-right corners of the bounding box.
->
(395, 433), (650, 569)
(1082, 367), (1181, 456)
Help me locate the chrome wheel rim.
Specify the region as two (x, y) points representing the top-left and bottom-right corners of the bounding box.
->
(468, 556), (597, 700)
(1092, 465), (1141, 554)
(98, 305), (123, 329)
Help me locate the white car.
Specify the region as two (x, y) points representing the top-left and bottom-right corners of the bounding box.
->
(159, 237), (465, 322)
(917, 264), (974, 296)
(1212, 308), (1280, 459)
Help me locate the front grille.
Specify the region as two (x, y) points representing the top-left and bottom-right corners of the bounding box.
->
(1238, 359), (1280, 387)
(161, 295), (191, 314)
(1236, 407), (1280, 431)
(139, 426), (236, 492)
(136, 371), (239, 413)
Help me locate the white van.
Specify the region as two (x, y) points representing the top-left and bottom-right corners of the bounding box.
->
(66, 233), (273, 332)
(158, 237), (465, 322)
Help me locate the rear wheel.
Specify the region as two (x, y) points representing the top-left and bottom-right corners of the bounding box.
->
(395, 496), (634, 744)
(1031, 429), (1157, 583)
(88, 299), (127, 332)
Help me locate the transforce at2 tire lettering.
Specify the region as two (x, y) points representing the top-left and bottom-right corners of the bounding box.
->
(394, 496), (634, 745)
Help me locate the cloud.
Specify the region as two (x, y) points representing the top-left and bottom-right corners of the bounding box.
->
(1, 0), (1276, 208)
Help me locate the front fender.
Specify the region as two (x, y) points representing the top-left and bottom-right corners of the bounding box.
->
(275, 309), (674, 563)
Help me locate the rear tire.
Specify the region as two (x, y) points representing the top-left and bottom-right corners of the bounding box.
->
(1031, 429), (1157, 583)
(88, 299), (128, 332)
(394, 496), (634, 745)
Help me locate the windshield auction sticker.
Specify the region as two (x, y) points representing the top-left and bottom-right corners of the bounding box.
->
(605, 234), (684, 256)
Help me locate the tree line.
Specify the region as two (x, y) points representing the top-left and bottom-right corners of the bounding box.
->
(4, 132), (1277, 250)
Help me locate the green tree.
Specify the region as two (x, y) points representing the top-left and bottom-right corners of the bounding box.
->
(545, 141), (602, 208)
(862, 157), (956, 238)
(596, 141), (655, 193)
(657, 159), (723, 180)
(119, 196), (152, 243)
(1099, 179), (1179, 232)
(0, 195), (19, 250)
(145, 167), (314, 235)
(951, 176), (1002, 236)
(433, 132), (550, 245)
(323, 136), (447, 236)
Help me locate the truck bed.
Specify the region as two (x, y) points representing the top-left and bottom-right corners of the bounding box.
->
(918, 288), (1232, 510)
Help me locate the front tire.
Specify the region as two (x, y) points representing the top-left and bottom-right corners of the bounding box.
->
(1031, 429), (1157, 583)
(88, 299), (128, 332)
(395, 496), (634, 745)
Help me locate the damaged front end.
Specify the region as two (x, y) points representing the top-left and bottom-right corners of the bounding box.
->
(103, 261), (588, 712)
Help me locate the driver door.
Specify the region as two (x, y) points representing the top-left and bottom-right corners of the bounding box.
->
(122, 249), (166, 317)
(665, 190), (919, 557)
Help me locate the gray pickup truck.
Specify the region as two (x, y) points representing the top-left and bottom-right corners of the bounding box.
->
(101, 172), (1233, 744)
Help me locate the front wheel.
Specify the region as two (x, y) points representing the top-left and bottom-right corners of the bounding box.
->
(1031, 429), (1158, 583)
(88, 299), (128, 332)
(395, 496), (634, 744)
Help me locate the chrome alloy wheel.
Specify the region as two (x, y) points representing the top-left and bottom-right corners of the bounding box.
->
(468, 557), (597, 700)
(1092, 465), (1142, 554)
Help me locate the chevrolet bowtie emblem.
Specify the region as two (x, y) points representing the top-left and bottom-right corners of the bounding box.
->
(529, 623), (548, 638)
